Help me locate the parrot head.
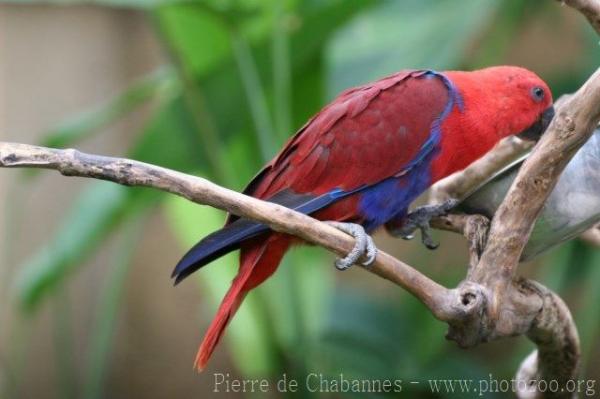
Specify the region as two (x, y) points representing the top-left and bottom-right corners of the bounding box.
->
(432, 66), (554, 180)
(449, 66), (555, 142)
(491, 66), (555, 141)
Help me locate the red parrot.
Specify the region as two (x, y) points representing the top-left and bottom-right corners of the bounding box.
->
(172, 66), (554, 370)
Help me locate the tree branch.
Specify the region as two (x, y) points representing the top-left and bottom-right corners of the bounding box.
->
(444, 66), (600, 398)
(429, 91), (582, 205)
(476, 68), (600, 284)
(516, 282), (581, 399)
(0, 142), (456, 320)
(429, 136), (531, 203)
(560, 0), (600, 35)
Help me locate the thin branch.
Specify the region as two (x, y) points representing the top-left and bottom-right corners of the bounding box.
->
(0, 142), (455, 320)
(431, 214), (490, 269)
(560, 0), (600, 35)
(429, 136), (531, 203)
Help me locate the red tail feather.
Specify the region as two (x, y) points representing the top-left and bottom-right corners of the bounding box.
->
(194, 235), (290, 371)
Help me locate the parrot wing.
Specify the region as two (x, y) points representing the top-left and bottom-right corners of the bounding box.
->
(240, 69), (459, 205)
(173, 70), (462, 283)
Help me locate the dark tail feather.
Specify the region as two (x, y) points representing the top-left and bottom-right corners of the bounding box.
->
(173, 188), (354, 284)
(172, 218), (269, 284)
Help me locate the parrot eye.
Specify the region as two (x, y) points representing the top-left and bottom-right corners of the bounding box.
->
(531, 86), (545, 102)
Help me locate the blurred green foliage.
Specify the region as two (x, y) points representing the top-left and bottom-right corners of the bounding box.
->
(3, 0), (599, 398)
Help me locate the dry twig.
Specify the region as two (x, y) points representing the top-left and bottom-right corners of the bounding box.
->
(429, 136), (531, 203)
(0, 143), (457, 320)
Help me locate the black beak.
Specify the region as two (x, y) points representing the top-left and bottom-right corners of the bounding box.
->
(518, 106), (555, 141)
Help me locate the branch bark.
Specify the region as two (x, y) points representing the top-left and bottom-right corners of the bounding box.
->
(0, 142), (457, 320)
(443, 67), (600, 398)
(429, 136), (531, 203)
(475, 68), (600, 285)
(516, 283), (580, 399)
(560, 0), (600, 35)
(428, 5), (600, 389)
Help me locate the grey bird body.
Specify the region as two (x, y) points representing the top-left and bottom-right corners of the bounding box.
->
(460, 129), (600, 261)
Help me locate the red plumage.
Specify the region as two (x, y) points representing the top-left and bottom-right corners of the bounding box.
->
(188, 66), (553, 371)
(249, 71), (448, 198)
(195, 236), (290, 370)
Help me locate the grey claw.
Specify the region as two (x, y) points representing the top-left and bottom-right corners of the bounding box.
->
(362, 234), (377, 266)
(335, 258), (353, 271)
(422, 232), (439, 250)
(391, 198), (459, 249)
(325, 222), (377, 270)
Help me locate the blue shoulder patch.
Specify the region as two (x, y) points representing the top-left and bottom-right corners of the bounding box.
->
(355, 70), (463, 230)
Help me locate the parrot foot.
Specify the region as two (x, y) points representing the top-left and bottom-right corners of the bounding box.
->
(392, 199), (459, 250)
(325, 222), (377, 270)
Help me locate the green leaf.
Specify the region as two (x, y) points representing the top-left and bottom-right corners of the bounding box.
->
(311, 289), (409, 377)
(155, 7), (233, 77)
(572, 246), (600, 373)
(130, 95), (205, 171)
(0, 0), (176, 9)
(311, 288), (497, 397)
(325, 0), (501, 96)
(40, 68), (178, 149)
(83, 215), (143, 399)
(13, 182), (133, 311)
(14, 91), (204, 311)
(154, 0), (378, 160)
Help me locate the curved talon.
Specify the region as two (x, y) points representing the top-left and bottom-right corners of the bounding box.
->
(390, 198), (459, 250)
(325, 221), (377, 270)
(362, 234), (377, 266)
(421, 228), (439, 250)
